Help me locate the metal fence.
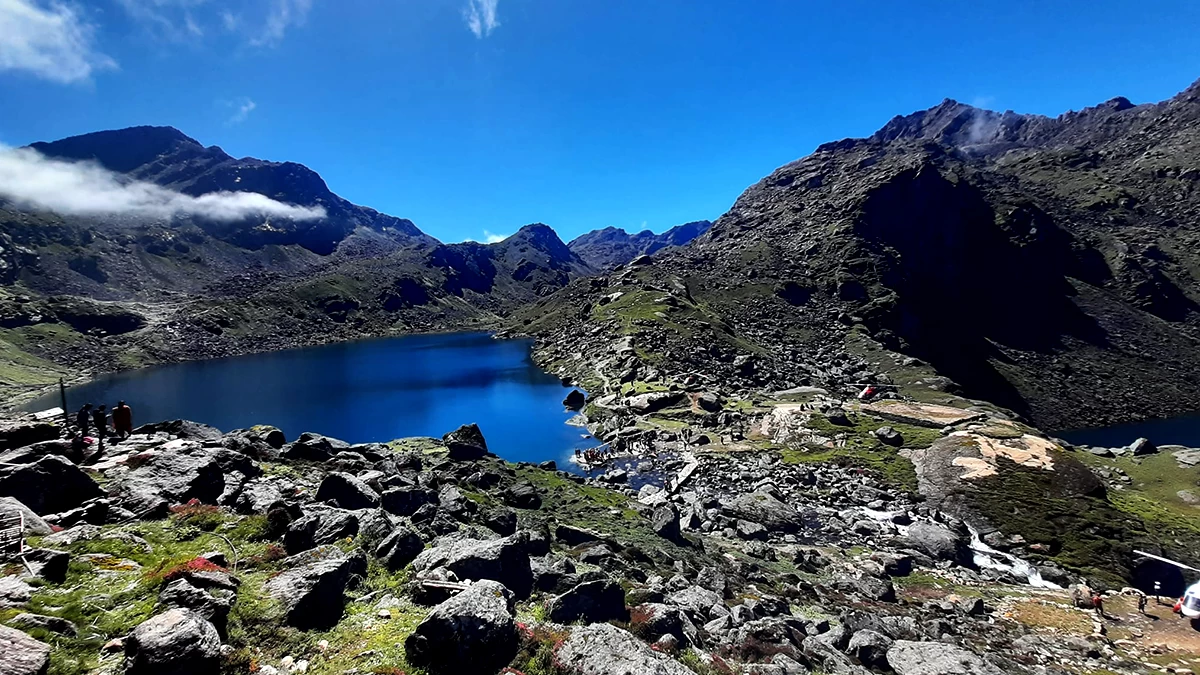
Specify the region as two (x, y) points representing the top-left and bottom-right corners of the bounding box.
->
(0, 511), (23, 559)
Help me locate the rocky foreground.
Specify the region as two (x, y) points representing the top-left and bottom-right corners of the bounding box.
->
(0, 404), (1198, 675)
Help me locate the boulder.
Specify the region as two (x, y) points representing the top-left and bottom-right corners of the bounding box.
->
(376, 528), (425, 571)
(110, 442), (259, 514)
(722, 491), (803, 533)
(404, 579), (517, 675)
(873, 426), (904, 447)
(280, 432), (349, 462)
(847, 629), (893, 669)
(264, 547), (368, 629)
(0, 418), (59, 451)
(651, 503), (682, 542)
(0, 624), (51, 675)
(886, 640), (1005, 675)
(124, 609), (221, 675)
(556, 623), (693, 675)
(442, 424), (488, 460)
(904, 522), (973, 567)
(666, 585), (722, 617)
(412, 533), (533, 599)
(547, 579), (628, 624)
(283, 506), (359, 553)
(802, 635), (870, 674)
(356, 508), (397, 549)
(1129, 437), (1157, 456)
(158, 579), (232, 638)
(131, 420), (222, 441)
(22, 548), (69, 584)
(380, 486), (437, 517)
(563, 390), (586, 410)
(10, 612), (76, 636)
(626, 392), (685, 415)
(232, 480), (285, 515)
(630, 603), (693, 645)
(0, 455), (104, 515)
(0, 576), (33, 609)
(0, 498), (51, 535)
(314, 472), (380, 510)
(500, 481), (542, 509)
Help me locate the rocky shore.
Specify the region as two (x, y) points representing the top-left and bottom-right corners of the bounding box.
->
(0, 406), (1197, 675)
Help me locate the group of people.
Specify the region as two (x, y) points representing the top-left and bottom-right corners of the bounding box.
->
(575, 447), (614, 465)
(74, 401), (134, 442)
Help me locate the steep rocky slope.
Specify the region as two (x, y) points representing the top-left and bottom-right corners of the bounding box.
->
(520, 79), (1200, 433)
(568, 220), (712, 271)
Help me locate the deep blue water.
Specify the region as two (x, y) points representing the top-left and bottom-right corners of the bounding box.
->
(1058, 413), (1200, 449)
(23, 332), (596, 468)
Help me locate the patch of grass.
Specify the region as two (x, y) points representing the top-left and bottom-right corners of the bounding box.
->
(386, 437), (446, 456)
(779, 444), (918, 495)
(619, 380), (671, 396)
(1006, 600), (1092, 635)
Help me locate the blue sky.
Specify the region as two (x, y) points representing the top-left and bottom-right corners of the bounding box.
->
(1, 0), (1198, 244)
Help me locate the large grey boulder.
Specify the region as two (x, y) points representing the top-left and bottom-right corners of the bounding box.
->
(666, 585), (723, 617)
(651, 503), (682, 542)
(0, 624), (50, 675)
(264, 546), (367, 629)
(124, 609), (221, 675)
(848, 629), (893, 669)
(556, 623), (693, 675)
(404, 580), (517, 675)
(10, 613), (76, 637)
(376, 527), (425, 571)
(110, 442), (259, 514)
(904, 522), (973, 567)
(22, 548), (69, 584)
(380, 486), (438, 517)
(442, 424), (488, 460)
(412, 533), (533, 598)
(283, 506), (359, 553)
(886, 640), (1005, 675)
(158, 579), (233, 638)
(626, 391), (685, 414)
(0, 455), (104, 515)
(0, 498), (51, 535)
(721, 490), (803, 533)
(232, 479), (285, 515)
(315, 472), (380, 510)
(547, 579), (628, 624)
(0, 576), (33, 609)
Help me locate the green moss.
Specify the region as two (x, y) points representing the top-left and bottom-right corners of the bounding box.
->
(619, 380), (671, 396)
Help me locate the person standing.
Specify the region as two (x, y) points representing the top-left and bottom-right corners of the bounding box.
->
(75, 404), (92, 435)
(92, 405), (108, 440)
(112, 401), (133, 439)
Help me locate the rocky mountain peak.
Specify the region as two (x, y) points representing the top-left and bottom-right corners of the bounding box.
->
(29, 125), (209, 173)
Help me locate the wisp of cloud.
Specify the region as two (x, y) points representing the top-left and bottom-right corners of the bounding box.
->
(464, 0), (499, 38)
(0, 146), (326, 222)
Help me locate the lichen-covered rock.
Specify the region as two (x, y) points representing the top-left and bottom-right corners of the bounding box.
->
(0, 624), (51, 675)
(886, 640), (1005, 675)
(721, 490), (803, 533)
(109, 441), (259, 514)
(158, 579), (233, 637)
(124, 609), (220, 675)
(264, 547), (367, 629)
(556, 623), (693, 675)
(412, 533), (533, 598)
(404, 579), (517, 675)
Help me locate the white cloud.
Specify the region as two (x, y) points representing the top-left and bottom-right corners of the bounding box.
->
(115, 0), (208, 42)
(0, 146), (326, 222)
(463, 0), (499, 38)
(484, 229), (508, 243)
(252, 0), (312, 47)
(219, 9), (238, 30)
(0, 0), (116, 84)
(226, 97), (256, 125)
